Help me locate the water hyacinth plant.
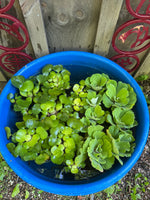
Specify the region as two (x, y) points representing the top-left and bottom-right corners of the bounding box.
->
(5, 64), (138, 175)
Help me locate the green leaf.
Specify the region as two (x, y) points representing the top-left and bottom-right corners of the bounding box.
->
(14, 143), (27, 157)
(16, 97), (32, 109)
(11, 75), (25, 88)
(25, 190), (30, 199)
(33, 84), (40, 95)
(117, 87), (129, 100)
(67, 118), (83, 131)
(75, 137), (91, 168)
(120, 110), (135, 126)
(40, 101), (55, 111)
(59, 94), (73, 105)
(11, 183), (20, 198)
(25, 119), (38, 129)
(106, 113), (114, 125)
(104, 185), (115, 196)
(88, 125), (104, 137)
(89, 157), (104, 172)
(73, 84), (80, 92)
(102, 93), (113, 108)
(15, 129), (27, 142)
(36, 127), (48, 140)
(40, 117), (59, 129)
(51, 154), (64, 165)
(7, 93), (14, 100)
(24, 134), (40, 148)
(20, 80), (34, 92)
(94, 105), (104, 117)
(34, 93), (51, 104)
(62, 127), (73, 135)
(42, 64), (53, 76)
(107, 125), (120, 139)
(102, 156), (115, 170)
(106, 84), (116, 100)
(32, 104), (41, 115)
(112, 107), (136, 128)
(135, 74), (149, 81)
(23, 152), (37, 161)
(5, 127), (12, 139)
(51, 145), (64, 157)
(36, 74), (47, 84)
(71, 165), (79, 174)
(7, 143), (16, 155)
(53, 64), (63, 72)
(35, 153), (49, 165)
(64, 138), (75, 150)
(15, 121), (25, 129)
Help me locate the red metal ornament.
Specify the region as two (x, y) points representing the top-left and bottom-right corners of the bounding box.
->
(126, 0), (150, 19)
(0, 0), (34, 75)
(0, 52), (33, 74)
(111, 54), (140, 73)
(112, 19), (150, 55)
(0, 14), (29, 52)
(0, 0), (15, 14)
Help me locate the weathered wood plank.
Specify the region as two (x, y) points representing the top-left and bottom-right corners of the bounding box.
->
(41, 0), (101, 53)
(94, 0), (123, 56)
(0, 71), (6, 82)
(19, 0), (49, 58)
(134, 51), (150, 77)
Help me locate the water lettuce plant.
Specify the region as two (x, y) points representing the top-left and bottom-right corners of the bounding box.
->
(5, 64), (137, 175)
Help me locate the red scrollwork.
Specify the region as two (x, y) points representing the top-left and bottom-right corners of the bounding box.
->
(112, 19), (150, 55)
(126, 0), (150, 19)
(0, 1), (33, 75)
(0, 14), (29, 52)
(111, 0), (150, 73)
(0, 52), (33, 74)
(0, 0), (15, 14)
(111, 54), (140, 73)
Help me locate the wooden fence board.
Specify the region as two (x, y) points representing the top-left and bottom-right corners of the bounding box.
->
(0, 71), (6, 82)
(134, 51), (150, 77)
(40, 0), (101, 53)
(94, 0), (123, 56)
(19, 0), (49, 58)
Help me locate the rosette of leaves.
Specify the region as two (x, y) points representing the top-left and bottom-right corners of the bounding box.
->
(103, 80), (137, 109)
(107, 125), (135, 165)
(87, 125), (115, 172)
(85, 105), (105, 125)
(85, 73), (109, 91)
(85, 90), (102, 108)
(72, 126), (104, 171)
(106, 107), (137, 129)
(42, 64), (71, 96)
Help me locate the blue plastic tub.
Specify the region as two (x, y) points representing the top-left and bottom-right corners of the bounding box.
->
(0, 51), (149, 196)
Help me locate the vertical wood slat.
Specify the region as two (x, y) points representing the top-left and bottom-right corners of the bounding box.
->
(134, 51), (150, 77)
(94, 0), (123, 57)
(41, 0), (101, 53)
(19, 0), (49, 58)
(0, 71), (6, 81)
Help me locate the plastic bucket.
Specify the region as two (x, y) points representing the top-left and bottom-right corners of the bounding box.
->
(0, 51), (149, 196)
